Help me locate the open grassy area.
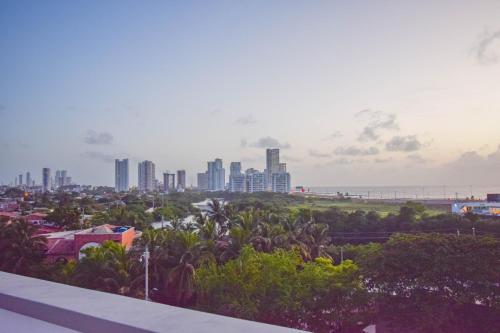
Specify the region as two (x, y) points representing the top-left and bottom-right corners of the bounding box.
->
(291, 198), (449, 217)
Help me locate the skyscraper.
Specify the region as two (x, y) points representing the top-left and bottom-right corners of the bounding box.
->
(18, 174), (23, 186)
(60, 170), (68, 186)
(197, 172), (208, 191)
(266, 148), (280, 190)
(229, 162), (245, 192)
(26, 172), (31, 188)
(245, 168), (266, 193)
(272, 171), (291, 193)
(138, 160), (155, 192)
(176, 170), (186, 191)
(163, 172), (176, 193)
(42, 168), (51, 193)
(207, 158), (225, 191)
(55, 170), (62, 188)
(115, 159), (129, 192)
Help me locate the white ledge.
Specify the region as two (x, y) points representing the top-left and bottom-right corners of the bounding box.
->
(0, 272), (306, 333)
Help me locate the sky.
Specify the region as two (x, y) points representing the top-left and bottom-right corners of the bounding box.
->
(1, 0), (500, 187)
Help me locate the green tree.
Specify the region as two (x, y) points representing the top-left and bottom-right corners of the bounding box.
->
(361, 233), (500, 332)
(72, 241), (142, 297)
(196, 246), (367, 332)
(0, 220), (47, 275)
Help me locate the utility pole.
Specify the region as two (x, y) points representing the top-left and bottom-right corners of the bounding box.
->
(142, 246), (150, 301)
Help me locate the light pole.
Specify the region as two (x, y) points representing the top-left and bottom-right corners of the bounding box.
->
(142, 245), (150, 301)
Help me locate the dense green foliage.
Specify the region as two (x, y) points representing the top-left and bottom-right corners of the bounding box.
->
(196, 247), (367, 332)
(0, 219), (47, 275)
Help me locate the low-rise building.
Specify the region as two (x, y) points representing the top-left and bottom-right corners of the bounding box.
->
(43, 224), (138, 263)
(451, 201), (500, 217)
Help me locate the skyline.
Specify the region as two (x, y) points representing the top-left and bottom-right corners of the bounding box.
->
(1, 1), (500, 186)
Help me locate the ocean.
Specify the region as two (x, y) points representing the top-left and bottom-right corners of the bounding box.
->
(306, 185), (500, 200)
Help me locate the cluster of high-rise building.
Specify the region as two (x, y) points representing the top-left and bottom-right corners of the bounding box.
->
(114, 159), (186, 193)
(8, 168), (77, 192)
(197, 148), (291, 193)
(40, 168), (74, 192)
(12, 171), (35, 188)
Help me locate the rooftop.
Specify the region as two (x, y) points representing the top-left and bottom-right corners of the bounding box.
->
(0, 272), (305, 333)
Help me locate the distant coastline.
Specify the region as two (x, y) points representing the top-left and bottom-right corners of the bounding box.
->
(303, 185), (500, 200)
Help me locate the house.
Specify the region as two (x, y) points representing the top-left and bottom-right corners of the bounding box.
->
(43, 224), (138, 263)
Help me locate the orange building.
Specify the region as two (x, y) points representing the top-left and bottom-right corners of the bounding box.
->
(43, 225), (138, 263)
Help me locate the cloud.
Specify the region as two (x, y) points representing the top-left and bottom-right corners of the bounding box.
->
(407, 154), (427, 164)
(84, 130), (114, 145)
(443, 145), (500, 185)
(356, 109), (399, 141)
(235, 114), (257, 125)
(324, 131), (343, 140)
(474, 29), (500, 65)
(250, 136), (291, 149)
(83, 151), (116, 163)
(386, 135), (422, 152)
(359, 127), (378, 141)
(308, 149), (331, 158)
(334, 145), (379, 156)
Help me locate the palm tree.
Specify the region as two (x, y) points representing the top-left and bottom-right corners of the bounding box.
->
(165, 251), (196, 306)
(0, 219), (47, 275)
(208, 199), (229, 236)
(72, 241), (142, 297)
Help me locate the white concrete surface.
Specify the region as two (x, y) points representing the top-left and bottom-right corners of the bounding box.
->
(0, 308), (79, 333)
(0, 272), (306, 333)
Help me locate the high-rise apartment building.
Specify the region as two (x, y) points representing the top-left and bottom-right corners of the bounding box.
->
(163, 172), (176, 193)
(26, 172), (31, 188)
(207, 158), (225, 191)
(245, 168), (266, 193)
(272, 171), (291, 193)
(115, 159), (129, 192)
(229, 162), (246, 192)
(138, 160), (156, 192)
(55, 170), (61, 188)
(197, 172), (208, 191)
(60, 170), (68, 187)
(176, 170), (186, 190)
(266, 148), (280, 190)
(42, 168), (51, 192)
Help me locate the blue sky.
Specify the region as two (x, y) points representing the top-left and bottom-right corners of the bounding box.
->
(1, 0), (500, 186)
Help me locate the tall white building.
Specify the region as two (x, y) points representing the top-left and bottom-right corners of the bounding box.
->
(55, 170), (61, 188)
(245, 168), (266, 193)
(26, 172), (31, 188)
(177, 170), (186, 191)
(115, 159), (129, 192)
(266, 148), (280, 190)
(163, 172), (175, 193)
(42, 168), (51, 193)
(138, 160), (155, 192)
(272, 171), (291, 193)
(197, 172), (208, 191)
(207, 158), (225, 191)
(229, 162), (246, 192)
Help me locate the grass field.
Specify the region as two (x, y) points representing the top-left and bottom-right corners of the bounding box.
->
(291, 198), (449, 217)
